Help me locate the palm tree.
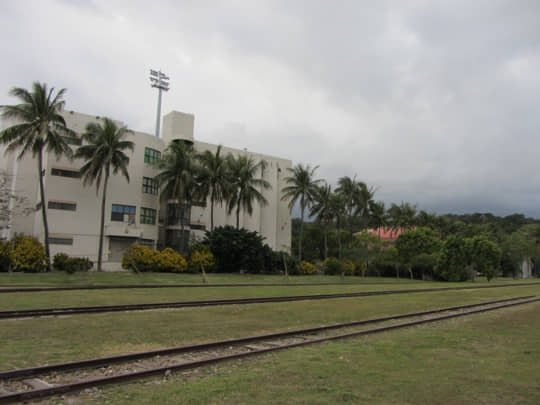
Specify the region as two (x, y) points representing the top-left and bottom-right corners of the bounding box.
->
(354, 181), (376, 228)
(388, 202), (417, 233)
(336, 176), (358, 233)
(227, 154), (271, 229)
(0, 82), (75, 270)
(196, 145), (230, 231)
(329, 191), (347, 259)
(310, 182), (333, 259)
(155, 140), (198, 252)
(75, 118), (134, 271)
(368, 200), (387, 237)
(281, 164), (321, 261)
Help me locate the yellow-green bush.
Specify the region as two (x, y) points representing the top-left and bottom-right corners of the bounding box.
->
(122, 244), (160, 272)
(189, 246), (215, 273)
(159, 248), (187, 273)
(122, 245), (187, 273)
(342, 259), (356, 276)
(299, 260), (317, 275)
(11, 235), (46, 272)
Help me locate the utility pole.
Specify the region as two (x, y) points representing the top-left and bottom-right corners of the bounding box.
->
(149, 69), (170, 138)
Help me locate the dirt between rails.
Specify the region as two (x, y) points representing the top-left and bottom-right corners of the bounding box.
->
(3, 298), (537, 404)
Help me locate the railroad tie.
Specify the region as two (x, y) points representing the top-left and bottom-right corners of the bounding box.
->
(22, 378), (53, 390)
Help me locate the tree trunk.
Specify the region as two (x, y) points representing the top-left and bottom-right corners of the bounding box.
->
(97, 168), (109, 272)
(299, 202), (305, 261)
(210, 191), (214, 231)
(323, 226), (328, 259)
(236, 204), (240, 229)
(337, 226), (342, 260)
(37, 149), (51, 271)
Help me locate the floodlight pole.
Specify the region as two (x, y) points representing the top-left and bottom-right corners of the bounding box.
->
(149, 69), (170, 138)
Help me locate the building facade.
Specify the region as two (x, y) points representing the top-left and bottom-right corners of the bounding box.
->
(0, 110), (292, 269)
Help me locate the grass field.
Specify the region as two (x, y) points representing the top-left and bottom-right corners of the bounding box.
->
(1, 274), (538, 403)
(90, 300), (540, 404)
(0, 271), (534, 287)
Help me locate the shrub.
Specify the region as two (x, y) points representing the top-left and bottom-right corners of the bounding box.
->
(299, 260), (317, 275)
(122, 244), (160, 272)
(0, 240), (12, 271)
(189, 245), (215, 273)
(159, 248), (187, 273)
(203, 226), (267, 273)
(323, 257), (344, 275)
(70, 257), (93, 272)
(53, 253), (71, 272)
(342, 259), (356, 276)
(11, 235), (46, 272)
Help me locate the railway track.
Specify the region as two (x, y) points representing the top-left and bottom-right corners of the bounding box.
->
(0, 295), (538, 404)
(1, 283), (539, 319)
(0, 281), (537, 293)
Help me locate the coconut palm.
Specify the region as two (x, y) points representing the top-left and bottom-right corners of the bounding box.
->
(0, 82), (76, 270)
(310, 182), (333, 259)
(368, 200), (387, 237)
(282, 163), (321, 261)
(75, 118), (134, 271)
(329, 191), (347, 259)
(155, 140), (198, 252)
(388, 201), (417, 232)
(196, 145), (231, 231)
(227, 154), (271, 229)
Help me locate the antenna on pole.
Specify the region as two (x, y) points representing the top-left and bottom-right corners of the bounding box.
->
(149, 69), (170, 138)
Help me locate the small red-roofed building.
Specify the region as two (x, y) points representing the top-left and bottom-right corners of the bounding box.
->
(365, 227), (412, 242)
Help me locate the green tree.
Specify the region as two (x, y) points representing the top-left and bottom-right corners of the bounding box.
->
(75, 118), (134, 271)
(395, 227), (441, 279)
(350, 230), (381, 277)
(436, 234), (470, 281)
(368, 200), (387, 236)
(329, 191), (347, 259)
(281, 163), (321, 260)
(466, 235), (501, 281)
(388, 202), (417, 231)
(155, 140), (198, 252)
(310, 182), (333, 259)
(196, 145), (230, 231)
(0, 82), (76, 270)
(227, 154), (271, 229)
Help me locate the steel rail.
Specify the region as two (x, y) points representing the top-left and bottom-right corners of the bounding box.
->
(0, 296), (538, 404)
(0, 295), (532, 380)
(0, 281), (537, 294)
(1, 283), (540, 320)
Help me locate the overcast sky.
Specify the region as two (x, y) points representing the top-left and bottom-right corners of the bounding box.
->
(1, 0), (539, 217)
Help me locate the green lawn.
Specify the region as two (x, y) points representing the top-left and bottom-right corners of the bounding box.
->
(1, 284), (539, 371)
(0, 278), (538, 311)
(90, 300), (540, 404)
(0, 271), (534, 287)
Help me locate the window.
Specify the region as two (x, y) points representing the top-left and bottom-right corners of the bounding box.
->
(48, 201), (77, 211)
(50, 237), (73, 245)
(142, 177), (159, 195)
(51, 168), (80, 178)
(167, 203), (191, 226)
(140, 207), (157, 225)
(111, 204), (136, 222)
(61, 136), (82, 146)
(138, 239), (154, 247)
(144, 147), (161, 164)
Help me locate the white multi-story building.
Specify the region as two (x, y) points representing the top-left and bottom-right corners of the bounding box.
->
(0, 110), (292, 269)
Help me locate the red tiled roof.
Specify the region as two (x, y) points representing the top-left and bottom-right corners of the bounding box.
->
(366, 227), (410, 241)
